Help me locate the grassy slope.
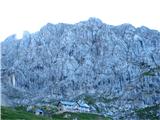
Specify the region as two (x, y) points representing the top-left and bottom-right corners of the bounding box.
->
(53, 112), (111, 120)
(1, 106), (49, 120)
(1, 106), (111, 120)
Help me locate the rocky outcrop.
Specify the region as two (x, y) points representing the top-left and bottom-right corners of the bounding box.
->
(1, 18), (160, 119)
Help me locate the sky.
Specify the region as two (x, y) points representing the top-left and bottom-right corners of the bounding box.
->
(0, 0), (160, 41)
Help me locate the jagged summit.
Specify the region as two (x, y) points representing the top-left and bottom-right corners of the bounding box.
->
(2, 18), (160, 43)
(83, 17), (103, 25)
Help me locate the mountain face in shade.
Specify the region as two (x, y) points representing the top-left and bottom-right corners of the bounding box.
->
(1, 18), (160, 119)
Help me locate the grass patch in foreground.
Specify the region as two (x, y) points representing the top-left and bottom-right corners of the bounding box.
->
(53, 112), (111, 120)
(1, 106), (50, 120)
(1, 106), (111, 120)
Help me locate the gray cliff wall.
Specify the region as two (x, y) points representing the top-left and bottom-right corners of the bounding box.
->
(1, 18), (160, 117)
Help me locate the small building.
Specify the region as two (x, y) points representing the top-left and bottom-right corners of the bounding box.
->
(78, 103), (90, 112)
(35, 109), (44, 116)
(77, 100), (90, 112)
(57, 100), (90, 112)
(57, 101), (78, 112)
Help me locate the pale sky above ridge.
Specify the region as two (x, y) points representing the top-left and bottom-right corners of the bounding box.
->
(0, 0), (160, 41)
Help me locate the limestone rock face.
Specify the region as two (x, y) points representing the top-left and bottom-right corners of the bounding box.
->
(1, 18), (160, 118)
